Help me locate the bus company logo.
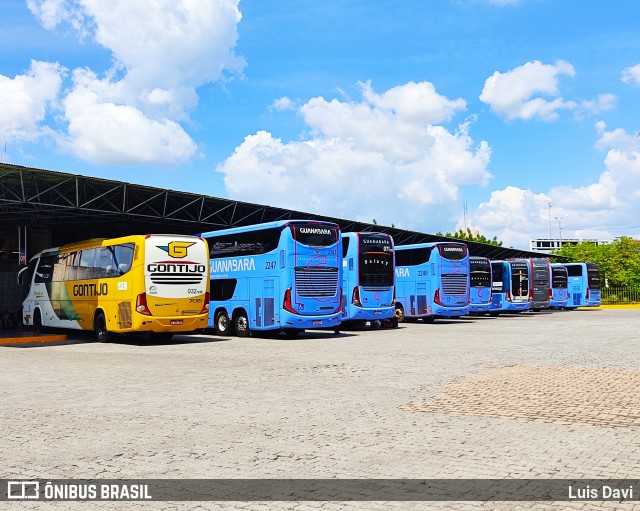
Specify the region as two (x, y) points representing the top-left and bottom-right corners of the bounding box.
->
(299, 227), (332, 235)
(8, 481), (39, 499)
(158, 241), (195, 259)
(362, 238), (391, 245)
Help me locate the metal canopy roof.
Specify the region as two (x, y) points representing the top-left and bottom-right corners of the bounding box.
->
(0, 162), (557, 260)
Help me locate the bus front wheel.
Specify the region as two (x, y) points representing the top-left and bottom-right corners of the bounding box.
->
(94, 311), (112, 343)
(394, 304), (405, 323)
(215, 310), (230, 336)
(234, 312), (251, 338)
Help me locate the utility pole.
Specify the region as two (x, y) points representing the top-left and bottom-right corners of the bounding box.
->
(548, 202), (552, 239)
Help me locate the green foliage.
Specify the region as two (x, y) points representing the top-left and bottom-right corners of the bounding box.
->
(554, 236), (640, 287)
(435, 228), (503, 247)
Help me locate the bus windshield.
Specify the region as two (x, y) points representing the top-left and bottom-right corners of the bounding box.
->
(359, 234), (393, 287)
(552, 267), (568, 289)
(290, 223), (338, 247)
(470, 258), (491, 287)
(510, 261), (529, 297)
(587, 264), (601, 289)
(438, 243), (467, 261)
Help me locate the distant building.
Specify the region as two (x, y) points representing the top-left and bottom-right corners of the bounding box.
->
(529, 238), (611, 255)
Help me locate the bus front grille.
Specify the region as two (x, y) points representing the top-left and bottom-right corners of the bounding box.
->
(442, 274), (468, 295)
(149, 273), (205, 285)
(295, 268), (339, 297)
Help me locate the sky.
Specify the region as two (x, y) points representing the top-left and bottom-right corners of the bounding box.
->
(1, 0), (640, 249)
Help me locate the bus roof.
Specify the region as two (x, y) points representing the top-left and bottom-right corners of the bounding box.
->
(395, 241), (467, 251)
(199, 219), (339, 238)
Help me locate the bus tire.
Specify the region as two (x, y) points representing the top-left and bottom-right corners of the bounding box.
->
(234, 312), (251, 338)
(283, 328), (300, 338)
(214, 310), (230, 336)
(394, 304), (405, 323)
(422, 316), (435, 323)
(94, 311), (112, 343)
(33, 309), (43, 332)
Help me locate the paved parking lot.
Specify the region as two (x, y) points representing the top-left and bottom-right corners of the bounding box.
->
(1, 308), (639, 510)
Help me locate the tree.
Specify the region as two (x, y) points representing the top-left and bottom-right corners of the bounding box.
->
(435, 228), (503, 247)
(554, 236), (640, 287)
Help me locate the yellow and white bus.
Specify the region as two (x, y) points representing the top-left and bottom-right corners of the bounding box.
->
(18, 234), (210, 342)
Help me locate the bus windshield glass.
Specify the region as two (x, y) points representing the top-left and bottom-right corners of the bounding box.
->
(510, 261), (529, 297)
(470, 258), (491, 287)
(587, 264), (601, 289)
(290, 224), (338, 247)
(552, 267), (568, 289)
(358, 234), (393, 287)
(438, 243), (467, 261)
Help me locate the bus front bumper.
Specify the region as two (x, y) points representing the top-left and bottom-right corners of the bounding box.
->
(343, 305), (395, 322)
(280, 311), (342, 329)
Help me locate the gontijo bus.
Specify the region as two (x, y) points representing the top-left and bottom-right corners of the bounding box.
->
(18, 234), (210, 341)
(394, 242), (470, 322)
(341, 232), (395, 326)
(200, 220), (342, 337)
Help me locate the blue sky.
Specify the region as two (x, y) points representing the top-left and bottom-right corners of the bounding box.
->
(1, 0), (640, 248)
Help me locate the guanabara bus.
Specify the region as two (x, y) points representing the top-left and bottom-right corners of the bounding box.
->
(201, 220), (342, 337)
(18, 234), (210, 341)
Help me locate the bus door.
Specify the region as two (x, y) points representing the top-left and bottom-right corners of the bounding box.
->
(251, 277), (277, 329)
(417, 281), (428, 316)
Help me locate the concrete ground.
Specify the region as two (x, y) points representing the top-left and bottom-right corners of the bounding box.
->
(1, 308), (639, 511)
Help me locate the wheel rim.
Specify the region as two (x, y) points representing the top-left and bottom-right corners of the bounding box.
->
(236, 315), (248, 336)
(394, 306), (405, 323)
(217, 314), (228, 333)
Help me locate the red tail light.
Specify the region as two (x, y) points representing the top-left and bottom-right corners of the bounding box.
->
(283, 288), (297, 314)
(200, 292), (210, 314)
(335, 287), (343, 313)
(586, 287), (590, 300)
(392, 286), (396, 303)
(352, 286), (362, 307)
(434, 288), (443, 306)
(547, 287), (553, 300)
(506, 290), (512, 302)
(136, 293), (152, 315)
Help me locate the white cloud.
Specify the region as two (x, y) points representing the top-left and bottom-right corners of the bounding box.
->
(271, 97), (296, 111)
(621, 64), (640, 86)
(0, 60), (65, 142)
(577, 94), (617, 117)
(467, 123), (640, 247)
(60, 68), (197, 164)
(218, 82), (491, 231)
(480, 60), (577, 121)
(26, 0), (244, 165)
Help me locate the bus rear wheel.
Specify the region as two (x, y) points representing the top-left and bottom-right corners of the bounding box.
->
(234, 312), (251, 338)
(94, 311), (113, 343)
(33, 309), (44, 333)
(214, 310), (230, 336)
(394, 304), (405, 323)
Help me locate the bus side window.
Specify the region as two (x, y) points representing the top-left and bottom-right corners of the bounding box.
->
(114, 243), (134, 275)
(78, 248), (97, 280)
(95, 247), (115, 278)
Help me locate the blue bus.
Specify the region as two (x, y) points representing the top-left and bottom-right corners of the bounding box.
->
(394, 242), (470, 322)
(341, 232), (396, 326)
(549, 263), (569, 308)
(489, 260), (531, 314)
(563, 262), (601, 307)
(201, 220), (342, 337)
(469, 256), (492, 314)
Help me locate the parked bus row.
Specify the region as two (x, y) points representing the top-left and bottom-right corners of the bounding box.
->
(16, 221), (601, 342)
